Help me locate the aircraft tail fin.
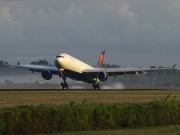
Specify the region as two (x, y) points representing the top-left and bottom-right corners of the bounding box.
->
(97, 50), (105, 68)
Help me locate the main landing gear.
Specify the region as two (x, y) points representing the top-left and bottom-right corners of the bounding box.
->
(92, 83), (100, 89)
(61, 76), (68, 89)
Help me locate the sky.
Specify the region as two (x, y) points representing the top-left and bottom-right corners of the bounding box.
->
(0, 0), (180, 68)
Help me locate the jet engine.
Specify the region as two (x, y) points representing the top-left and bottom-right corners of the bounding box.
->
(41, 70), (52, 80)
(97, 72), (108, 81)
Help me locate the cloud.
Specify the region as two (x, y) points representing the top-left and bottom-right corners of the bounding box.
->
(1, 7), (10, 20)
(162, 0), (180, 12)
(66, 4), (83, 16)
(118, 3), (137, 18)
(0, 7), (18, 24)
(0, 0), (179, 68)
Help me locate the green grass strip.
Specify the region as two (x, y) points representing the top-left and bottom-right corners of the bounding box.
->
(0, 98), (180, 134)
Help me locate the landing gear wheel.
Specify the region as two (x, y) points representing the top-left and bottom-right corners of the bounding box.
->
(97, 83), (100, 89)
(64, 82), (68, 89)
(92, 83), (96, 89)
(92, 83), (100, 90)
(61, 82), (69, 89)
(61, 82), (65, 89)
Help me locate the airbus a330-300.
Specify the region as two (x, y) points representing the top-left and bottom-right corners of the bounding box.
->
(6, 50), (176, 89)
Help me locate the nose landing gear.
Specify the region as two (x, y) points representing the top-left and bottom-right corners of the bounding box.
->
(61, 76), (68, 89)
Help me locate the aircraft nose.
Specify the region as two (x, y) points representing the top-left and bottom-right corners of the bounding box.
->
(54, 56), (61, 68)
(54, 54), (66, 69)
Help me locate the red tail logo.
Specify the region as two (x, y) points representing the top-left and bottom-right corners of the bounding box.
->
(97, 50), (105, 68)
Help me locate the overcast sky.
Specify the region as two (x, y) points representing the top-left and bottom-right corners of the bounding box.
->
(0, 0), (180, 68)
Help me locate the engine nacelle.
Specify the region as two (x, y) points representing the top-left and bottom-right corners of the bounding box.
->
(97, 72), (108, 81)
(41, 70), (52, 80)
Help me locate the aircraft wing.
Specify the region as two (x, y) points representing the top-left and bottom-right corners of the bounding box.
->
(5, 64), (60, 75)
(82, 65), (176, 78)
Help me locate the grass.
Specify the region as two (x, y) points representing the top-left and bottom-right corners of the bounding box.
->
(0, 90), (180, 107)
(1, 90), (180, 134)
(40, 125), (180, 135)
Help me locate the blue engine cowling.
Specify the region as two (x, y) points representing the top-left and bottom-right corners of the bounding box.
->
(42, 70), (52, 80)
(97, 72), (108, 81)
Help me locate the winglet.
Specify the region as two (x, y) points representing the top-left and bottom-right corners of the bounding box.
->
(97, 50), (105, 68)
(172, 64), (177, 68)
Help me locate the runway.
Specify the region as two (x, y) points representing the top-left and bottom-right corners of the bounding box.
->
(0, 88), (178, 91)
(0, 83), (179, 91)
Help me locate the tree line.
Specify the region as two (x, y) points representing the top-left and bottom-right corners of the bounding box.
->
(0, 60), (53, 67)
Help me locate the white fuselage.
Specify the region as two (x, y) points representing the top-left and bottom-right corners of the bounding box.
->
(54, 53), (94, 73)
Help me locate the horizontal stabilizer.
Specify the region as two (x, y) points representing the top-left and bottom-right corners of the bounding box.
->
(172, 64), (177, 68)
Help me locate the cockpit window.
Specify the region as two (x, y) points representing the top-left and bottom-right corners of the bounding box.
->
(56, 55), (64, 58)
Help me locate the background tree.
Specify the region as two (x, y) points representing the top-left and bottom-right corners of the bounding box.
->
(30, 60), (49, 66)
(0, 60), (8, 67)
(17, 61), (20, 65)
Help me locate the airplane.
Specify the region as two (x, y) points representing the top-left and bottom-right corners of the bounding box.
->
(5, 50), (176, 89)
